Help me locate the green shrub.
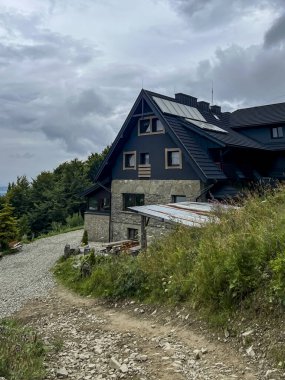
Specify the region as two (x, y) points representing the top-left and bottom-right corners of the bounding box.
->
(66, 213), (83, 228)
(81, 230), (88, 245)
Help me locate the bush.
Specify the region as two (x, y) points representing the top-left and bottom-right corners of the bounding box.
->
(66, 213), (83, 228)
(81, 230), (88, 245)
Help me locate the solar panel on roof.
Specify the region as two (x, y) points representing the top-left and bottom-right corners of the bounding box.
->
(153, 97), (170, 113)
(153, 96), (206, 122)
(186, 119), (228, 134)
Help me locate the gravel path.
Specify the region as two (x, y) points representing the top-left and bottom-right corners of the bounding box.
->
(0, 229), (82, 318)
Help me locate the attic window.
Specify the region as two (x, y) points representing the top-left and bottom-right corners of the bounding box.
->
(138, 116), (164, 135)
(272, 127), (283, 139)
(123, 151), (136, 170)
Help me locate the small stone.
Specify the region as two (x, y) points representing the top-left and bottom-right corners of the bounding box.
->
(110, 357), (121, 370)
(136, 354), (148, 362)
(120, 364), (129, 373)
(246, 346), (255, 358)
(201, 347), (208, 354)
(193, 349), (202, 360)
(265, 369), (278, 378)
(224, 328), (230, 338)
(56, 367), (69, 378)
(241, 329), (254, 337)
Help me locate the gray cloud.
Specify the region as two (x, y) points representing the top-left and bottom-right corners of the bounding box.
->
(9, 152), (34, 159)
(168, 0), (285, 30)
(0, 9), (116, 158)
(1, 0), (285, 185)
(264, 12), (285, 48)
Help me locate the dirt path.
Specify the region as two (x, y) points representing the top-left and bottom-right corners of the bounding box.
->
(15, 286), (265, 380)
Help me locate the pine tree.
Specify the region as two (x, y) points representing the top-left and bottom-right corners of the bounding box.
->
(0, 201), (19, 250)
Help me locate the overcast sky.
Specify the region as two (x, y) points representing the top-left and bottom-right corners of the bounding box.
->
(1, 0), (285, 185)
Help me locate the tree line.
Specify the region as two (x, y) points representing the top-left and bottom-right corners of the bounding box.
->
(0, 147), (109, 248)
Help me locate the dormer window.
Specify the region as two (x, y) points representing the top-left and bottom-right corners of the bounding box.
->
(123, 151), (136, 170)
(138, 117), (164, 135)
(272, 127), (283, 139)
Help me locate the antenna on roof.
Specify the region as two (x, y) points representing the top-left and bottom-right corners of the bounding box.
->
(141, 77), (144, 89)
(211, 80), (214, 105)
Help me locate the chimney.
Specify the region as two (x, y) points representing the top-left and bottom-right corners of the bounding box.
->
(211, 105), (221, 114)
(197, 101), (210, 112)
(175, 93), (197, 107)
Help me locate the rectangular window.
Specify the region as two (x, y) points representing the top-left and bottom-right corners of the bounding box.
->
(123, 151), (136, 169)
(272, 127), (283, 139)
(89, 197), (110, 212)
(102, 197), (110, 210)
(138, 117), (164, 135)
(123, 193), (144, 211)
(89, 197), (99, 211)
(171, 195), (186, 203)
(140, 152), (150, 165)
(152, 118), (164, 132)
(139, 119), (151, 134)
(165, 148), (182, 169)
(128, 228), (138, 241)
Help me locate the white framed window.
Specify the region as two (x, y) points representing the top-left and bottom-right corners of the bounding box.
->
(123, 151), (136, 170)
(165, 148), (182, 169)
(138, 116), (164, 135)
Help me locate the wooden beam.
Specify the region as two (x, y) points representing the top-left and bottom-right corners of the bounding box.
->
(141, 215), (147, 250)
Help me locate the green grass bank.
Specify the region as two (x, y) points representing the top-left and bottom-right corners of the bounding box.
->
(54, 187), (285, 316)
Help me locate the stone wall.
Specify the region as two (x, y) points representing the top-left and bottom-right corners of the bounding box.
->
(111, 179), (201, 242)
(84, 212), (110, 242)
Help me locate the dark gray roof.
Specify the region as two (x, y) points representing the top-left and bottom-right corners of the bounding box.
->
(90, 89), (285, 189)
(145, 90), (265, 150)
(231, 102), (285, 128)
(163, 115), (227, 180)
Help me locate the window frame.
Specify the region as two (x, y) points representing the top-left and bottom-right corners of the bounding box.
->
(140, 152), (150, 166)
(138, 116), (165, 136)
(127, 228), (139, 241)
(123, 151), (137, 170)
(88, 196), (110, 213)
(272, 126), (283, 139)
(171, 195), (186, 203)
(165, 148), (182, 169)
(122, 193), (145, 211)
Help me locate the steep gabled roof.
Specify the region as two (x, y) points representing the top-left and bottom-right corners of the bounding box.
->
(92, 89), (271, 187)
(231, 102), (285, 128)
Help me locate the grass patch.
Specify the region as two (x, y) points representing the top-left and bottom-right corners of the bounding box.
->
(54, 186), (285, 317)
(0, 319), (45, 380)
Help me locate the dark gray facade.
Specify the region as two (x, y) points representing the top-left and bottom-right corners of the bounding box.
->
(84, 89), (285, 242)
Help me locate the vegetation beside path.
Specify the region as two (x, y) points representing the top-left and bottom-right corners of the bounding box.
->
(0, 319), (46, 380)
(54, 187), (285, 367)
